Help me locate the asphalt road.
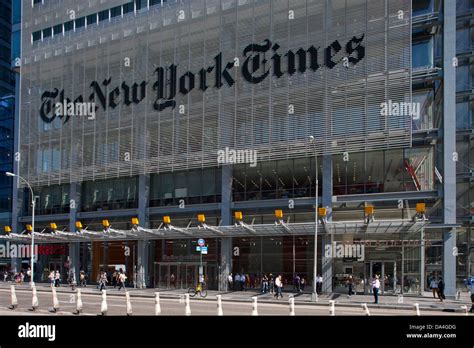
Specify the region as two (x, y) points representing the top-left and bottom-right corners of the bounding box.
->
(0, 288), (465, 316)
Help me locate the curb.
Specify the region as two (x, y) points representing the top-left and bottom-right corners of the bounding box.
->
(3, 285), (468, 313)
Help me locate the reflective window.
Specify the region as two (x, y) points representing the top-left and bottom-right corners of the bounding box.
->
(456, 101), (471, 130)
(98, 10), (109, 22)
(87, 13), (97, 26)
(412, 89), (434, 130)
(82, 177), (138, 211)
(412, 0), (433, 16)
(412, 39), (433, 70)
(75, 17), (85, 29)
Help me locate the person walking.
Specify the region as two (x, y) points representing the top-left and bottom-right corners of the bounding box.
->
(118, 271), (127, 291)
(261, 274), (269, 293)
(54, 270), (60, 287)
(240, 273), (246, 291)
(26, 267), (31, 283)
(294, 274), (301, 293)
(3, 270), (8, 282)
(300, 277), (306, 292)
(437, 277), (445, 302)
(316, 274), (323, 295)
(269, 274), (275, 294)
(372, 274), (380, 304)
(48, 270), (55, 286)
(430, 277), (438, 298)
(234, 273), (240, 291)
(227, 273), (233, 291)
(80, 271), (87, 287)
(347, 275), (354, 298)
(99, 272), (108, 291)
(466, 273), (474, 313)
(274, 275), (283, 299)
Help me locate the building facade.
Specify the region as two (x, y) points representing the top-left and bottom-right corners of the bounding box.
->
(2, 0), (472, 297)
(0, 0), (17, 275)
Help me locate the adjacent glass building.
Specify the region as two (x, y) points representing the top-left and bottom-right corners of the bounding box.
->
(2, 0), (472, 297)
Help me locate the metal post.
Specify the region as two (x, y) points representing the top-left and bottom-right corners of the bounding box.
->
(310, 137), (318, 302)
(420, 228), (425, 295)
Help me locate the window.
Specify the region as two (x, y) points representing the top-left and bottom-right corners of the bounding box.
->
(53, 24), (62, 36)
(98, 10), (109, 22)
(42, 27), (52, 39)
(75, 17), (85, 29)
(64, 20), (73, 32)
(123, 2), (134, 14)
(412, 0), (433, 16)
(86, 13), (97, 26)
(150, 0), (161, 6)
(111, 6), (122, 18)
(135, 0), (147, 10)
(412, 39), (433, 70)
(456, 101), (471, 130)
(456, 28), (471, 54)
(32, 30), (41, 42)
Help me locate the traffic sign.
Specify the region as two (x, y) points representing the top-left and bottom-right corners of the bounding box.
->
(201, 246), (208, 254)
(197, 238), (205, 247)
(196, 246), (201, 251)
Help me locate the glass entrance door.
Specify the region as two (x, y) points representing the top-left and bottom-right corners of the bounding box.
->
(365, 261), (397, 295)
(154, 262), (203, 289)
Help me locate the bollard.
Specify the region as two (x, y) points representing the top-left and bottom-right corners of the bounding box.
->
(49, 285), (60, 313)
(125, 291), (133, 316)
(74, 289), (83, 315)
(362, 303), (370, 316)
(216, 295), (223, 316)
(9, 285), (18, 310)
(185, 293), (191, 316)
(251, 296), (258, 316)
(329, 300), (335, 316)
(289, 296), (295, 316)
(413, 303), (420, 316)
(30, 285), (39, 311)
(397, 294), (404, 304)
(155, 292), (161, 315)
(460, 305), (468, 316)
(100, 290), (108, 316)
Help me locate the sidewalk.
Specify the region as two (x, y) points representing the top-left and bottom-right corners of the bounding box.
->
(1, 282), (470, 313)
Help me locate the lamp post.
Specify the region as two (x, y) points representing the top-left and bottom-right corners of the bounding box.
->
(309, 136), (318, 302)
(5, 172), (35, 285)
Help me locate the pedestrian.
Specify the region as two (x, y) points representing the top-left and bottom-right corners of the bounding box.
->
(55, 270), (60, 287)
(80, 271), (87, 287)
(240, 273), (246, 291)
(437, 277), (445, 302)
(316, 274), (323, 295)
(466, 274), (474, 313)
(112, 270), (117, 288)
(227, 273), (233, 291)
(234, 273), (240, 291)
(274, 275), (283, 299)
(294, 274), (301, 293)
(48, 270), (55, 286)
(372, 274), (380, 304)
(20, 271), (24, 284)
(118, 271), (127, 290)
(268, 273), (275, 294)
(430, 277), (438, 298)
(347, 275), (354, 298)
(26, 267), (31, 283)
(3, 270), (8, 282)
(99, 271), (108, 291)
(261, 274), (269, 293)
(300, 277), (305, 292)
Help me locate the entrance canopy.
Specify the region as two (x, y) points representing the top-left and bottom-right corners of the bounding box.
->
(0, 219), (428, 244)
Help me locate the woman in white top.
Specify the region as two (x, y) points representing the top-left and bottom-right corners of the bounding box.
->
(372, 275), (381, 304)
(430, 278), (438, 298)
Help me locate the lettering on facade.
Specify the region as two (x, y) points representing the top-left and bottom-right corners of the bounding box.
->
(325, 242), (365, 261)
(40, 36), (365, 124)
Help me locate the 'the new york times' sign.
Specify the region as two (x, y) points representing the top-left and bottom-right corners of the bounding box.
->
(40, 36), (365, 122)
(20, 0), (411, 185)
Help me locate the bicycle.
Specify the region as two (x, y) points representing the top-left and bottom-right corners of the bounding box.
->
(188, 282), (208, 298)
